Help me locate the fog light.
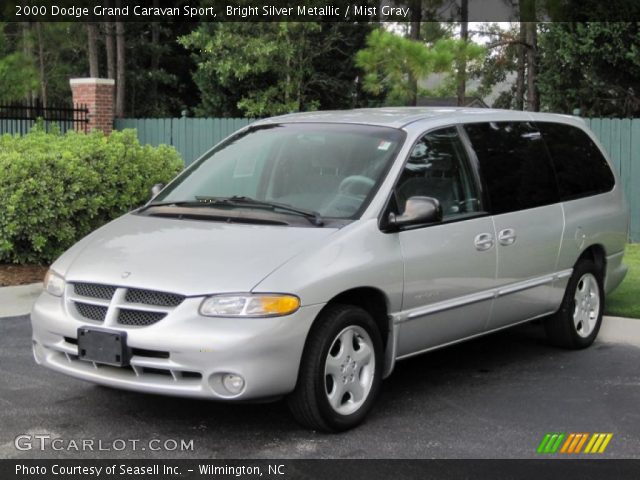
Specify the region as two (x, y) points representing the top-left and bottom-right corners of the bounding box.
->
(222, 374), (245, 394)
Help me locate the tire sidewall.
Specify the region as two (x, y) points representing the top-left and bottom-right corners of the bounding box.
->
(313, 307), (383, 431)
(564, 260), (604, 348)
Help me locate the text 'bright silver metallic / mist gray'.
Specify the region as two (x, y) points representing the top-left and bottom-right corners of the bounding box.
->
(31, 108), (629, 431)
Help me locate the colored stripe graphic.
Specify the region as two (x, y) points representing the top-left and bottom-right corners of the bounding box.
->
(537, 433), (552, 454)
(550, 433), (565, 453)
(598, 434), (613, 453)
(539, 433), (613, 454)
(537, 433), (565, 454)
(574, 433), (589, 453)
(560, 433), (575, 453)
(584, 434), (598, 453)
(568, 433), (583, 453)
(585, 433), (614, 453)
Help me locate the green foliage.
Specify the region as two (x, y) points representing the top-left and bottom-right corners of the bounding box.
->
(31, 23), (86, 107)
(355, 29), (484, 106)
(180, 22), (316, 116)
(425, 39), (487, 98)
(0, 52), (39, 103)
(180, 22), (376, 117)
(0, 22), (198, 117)
(125, 22), (200, 117)
(0, 24), (39, 102)
(538, 22), (640, 116)
(0, 128), (183, 264)
(467, 23), (521, 105)
(606, 243), (640, 319)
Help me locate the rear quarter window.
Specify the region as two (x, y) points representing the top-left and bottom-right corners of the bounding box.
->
(536, 122), (615, 200)
(463, 121), (560, 215)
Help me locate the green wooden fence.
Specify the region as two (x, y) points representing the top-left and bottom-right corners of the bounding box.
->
(0, 118), (79, 135)
(585, 118), (639, 242)
(114, 117), (251, 167)
(115, 116), (639, 241)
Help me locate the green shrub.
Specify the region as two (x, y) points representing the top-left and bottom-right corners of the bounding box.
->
(0, 127), (183, 264)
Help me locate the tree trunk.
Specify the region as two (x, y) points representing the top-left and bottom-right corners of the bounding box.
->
(150, 0), (160, 111)
(103, 18), (117, 118)
(407, 0), (422, 106)
(102, 0), (116, 82)
(22, 23), (36, 104)
(515, 22), (526, 110)
(526, 22), (539, 111)
(456, 0), (469, 107)
(86, 22), (100, 77)
(296, 27), (304, 111)
(35, 23), (47, 108)
(115, 5), (125, 117)
(104, 23), (115, 79)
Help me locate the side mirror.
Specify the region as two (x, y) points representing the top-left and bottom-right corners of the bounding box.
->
(150, 183), (164, 199)
(385, 196), (442, 231)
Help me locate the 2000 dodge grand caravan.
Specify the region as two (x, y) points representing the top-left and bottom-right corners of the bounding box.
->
(32, 108), (629, 431)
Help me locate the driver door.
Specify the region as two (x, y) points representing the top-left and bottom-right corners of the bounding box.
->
(394, 126), (498, 357)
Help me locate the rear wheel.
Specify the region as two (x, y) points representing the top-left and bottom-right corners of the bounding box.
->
(545, 259), (604, 349)
(287, 304), (383, 432)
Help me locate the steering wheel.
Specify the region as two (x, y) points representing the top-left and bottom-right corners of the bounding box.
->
(338, 175), (376, 197)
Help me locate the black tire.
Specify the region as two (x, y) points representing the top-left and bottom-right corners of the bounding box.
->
(287, 304), (383, 432)
(544, 259), (604, 349)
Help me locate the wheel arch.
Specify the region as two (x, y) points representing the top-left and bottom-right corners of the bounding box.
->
(578, 243), (607, 279)
(303, 286), (395, 380)
(323, 287), (391, 348)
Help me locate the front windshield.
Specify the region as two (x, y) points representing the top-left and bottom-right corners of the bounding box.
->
(154, 123), (405, 219)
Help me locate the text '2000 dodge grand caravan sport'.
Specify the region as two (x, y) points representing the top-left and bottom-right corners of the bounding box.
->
(31, 108), (629, 431)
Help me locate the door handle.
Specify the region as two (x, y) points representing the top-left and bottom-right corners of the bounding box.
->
(498, 228), (517, 246)
(474, 233), (494, 251)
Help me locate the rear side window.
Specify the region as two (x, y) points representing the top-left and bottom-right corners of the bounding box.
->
(464, 122), (560, 214)
(537, 122), (615, 200)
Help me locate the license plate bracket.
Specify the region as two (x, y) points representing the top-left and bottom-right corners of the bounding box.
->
(77, 328), (129, 367)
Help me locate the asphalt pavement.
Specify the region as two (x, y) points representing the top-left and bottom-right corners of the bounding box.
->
(1, 314), (639, 459)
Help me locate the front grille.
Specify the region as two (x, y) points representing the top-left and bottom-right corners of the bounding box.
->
(49, 350), (202, 386)
(74, 302), (108, 322)
(118, 309), (166, 326)
(131, 347), (170, 359)
(74, 283), (116, 300)
(125, 288), (184, 307)
(141, 367), (173, 377)
(69, 282), (181, 328)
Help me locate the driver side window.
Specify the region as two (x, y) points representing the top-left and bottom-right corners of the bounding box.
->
(393, 127), (481, 220)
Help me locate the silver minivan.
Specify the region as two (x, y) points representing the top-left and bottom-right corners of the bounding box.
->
(31, 108), (629, 431)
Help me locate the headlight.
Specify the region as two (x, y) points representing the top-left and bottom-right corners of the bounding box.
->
(44, 269), (66, 297)
(199, 294), (300, 317)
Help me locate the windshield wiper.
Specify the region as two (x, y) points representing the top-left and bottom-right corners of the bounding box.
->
(138, 200), (206, 212)
(141, 196), (324, 226)
(139, 197), (241, 211)
(197, 195), (325, 226)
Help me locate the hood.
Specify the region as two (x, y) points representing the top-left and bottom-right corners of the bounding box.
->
(56, 214), (337, 296)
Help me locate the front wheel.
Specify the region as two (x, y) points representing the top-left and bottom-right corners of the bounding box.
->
(287, 304), (383, 432)
(545, 259), (604, 349)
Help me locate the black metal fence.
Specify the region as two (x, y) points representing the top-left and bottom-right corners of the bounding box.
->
(0, 101), (89, 134)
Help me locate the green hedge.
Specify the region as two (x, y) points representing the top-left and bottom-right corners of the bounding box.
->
(0, 127), (183, 264)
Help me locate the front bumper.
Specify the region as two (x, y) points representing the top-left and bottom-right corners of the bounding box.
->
(31, 291), (323, 401)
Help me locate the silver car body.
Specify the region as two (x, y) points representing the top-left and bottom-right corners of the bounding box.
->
(31, 108), (629, 400)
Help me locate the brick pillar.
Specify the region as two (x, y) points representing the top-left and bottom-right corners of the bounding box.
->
(69, 78), (115, 134)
